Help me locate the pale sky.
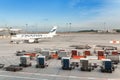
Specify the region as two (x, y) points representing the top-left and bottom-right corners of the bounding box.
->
(0, 0), (120, 31)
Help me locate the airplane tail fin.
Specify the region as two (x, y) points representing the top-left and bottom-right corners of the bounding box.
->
(49, 26), (57, 36)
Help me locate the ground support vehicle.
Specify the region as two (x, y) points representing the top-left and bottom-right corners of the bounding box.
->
(106, 55), (119, 64)
(41, 50), (51, 61)
(36, 56), (48, 68)
(4, 65), (23, 72)
(80, 58), (94, 72)
(19, 56), (32, 67)
(0, 64), (4, 68)
(61, 57), (75, 70)
(100, 59), (115, 73)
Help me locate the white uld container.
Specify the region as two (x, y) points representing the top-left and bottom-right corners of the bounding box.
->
(58, 51), (70, 58)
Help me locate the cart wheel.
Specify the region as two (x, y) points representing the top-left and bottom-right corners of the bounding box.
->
(76, 65), (79, 67)
(24, 65), (27, 67)
(58, 57), (61, 60)
(36, 65), (38, 68)
(69, 68), (72, 70)
(112, 67), (115, 71)
(62, 67), (64, 70)
(42, 66), (45, 68)
(72, 66), (75, 69)
(88, 69), (91, 72)
(42, 65), (44, 68)
(46, 65), (48, 67)
(109, 70), (112, 73)
(92, 67), (94, 70)
(101, 69), (104, 72)
(20, 68), (23, 70)
(95, 66), (97, 68)
(14, 69), (16, 72)
(29, 63), (32, 66)
(80, 67), (83, 71)
(115, 62), (118, 64)
(48, 57), (51, 59)
(19, 64), (22, 66)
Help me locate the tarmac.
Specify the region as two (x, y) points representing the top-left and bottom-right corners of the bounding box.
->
(0, 33), (120, 80)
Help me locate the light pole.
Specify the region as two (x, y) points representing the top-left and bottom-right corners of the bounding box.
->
(103, 22), (106, 32)
(69, 22), (72, 33)
(25, 24), (28, 33)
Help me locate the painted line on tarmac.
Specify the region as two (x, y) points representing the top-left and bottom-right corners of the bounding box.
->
(0, 74), (48, 80)
(16, 72), (98, 79)
(0, 71), (119, 80)
(19, 72), (120, 80)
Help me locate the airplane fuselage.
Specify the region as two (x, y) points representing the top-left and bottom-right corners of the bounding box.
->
(11, 26), (57, 43)
(12, 34), (53, 40)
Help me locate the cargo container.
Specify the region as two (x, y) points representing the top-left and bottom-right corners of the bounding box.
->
(80, 58), (94, 71)
(95, 45), (117, 51)
(41, 50), (51, 60)
(36, 56), (48, 68)
(111, 50), (118, 55)
(19, 56), (31, 67)
(72, 50), (84, 59)
(34, 48), (42, 53)
(50, 51), (58, 59)
(100, 59), (115, 73)
(105, 50), (118, 55)
(15, 50), (26, 56)
(58, 51), (70, 59)
(97, 50), (104, 56)
(71, 50), (78, 57)
(84, 50), (91, 56)
(61, 57), (75, 70)
(106, 55), (119, 64)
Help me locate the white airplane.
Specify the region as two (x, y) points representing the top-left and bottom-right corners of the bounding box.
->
(11, 26), (57, 43)
(9, 29), (22, 32)
(0, 28), (22, 32)
(0, 28), (5, 32)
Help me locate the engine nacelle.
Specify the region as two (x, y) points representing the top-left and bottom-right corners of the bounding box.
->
(28, 39), (35, 43)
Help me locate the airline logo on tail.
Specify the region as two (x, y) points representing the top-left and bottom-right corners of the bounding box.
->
(49, 26), (57, 36)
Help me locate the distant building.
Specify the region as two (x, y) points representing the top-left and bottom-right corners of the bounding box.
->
(97, 29), (117, 33)
(97, 30), (107, 33)
(107, 29), (117, 33)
